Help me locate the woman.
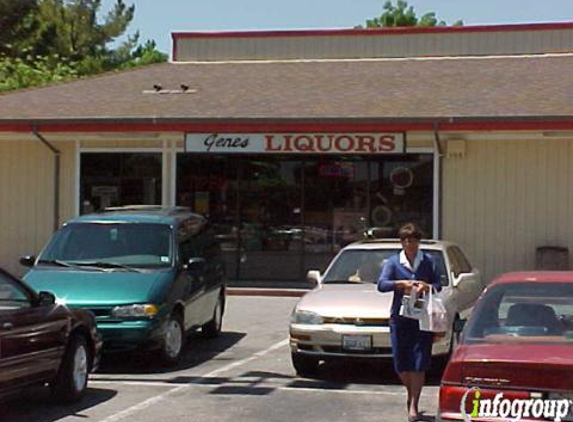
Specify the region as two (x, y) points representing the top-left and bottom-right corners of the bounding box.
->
(377, 223), (441, 422)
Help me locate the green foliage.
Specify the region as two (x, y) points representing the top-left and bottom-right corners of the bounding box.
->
(361, 0), (463, 28)
(0, 55), (78, 92)
(0, 0), (167, 92)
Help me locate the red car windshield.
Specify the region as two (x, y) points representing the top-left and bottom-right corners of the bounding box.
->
(464, 282), (573, 345)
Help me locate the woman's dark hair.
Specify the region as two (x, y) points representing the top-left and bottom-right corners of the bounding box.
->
(398, 223), (423, 240)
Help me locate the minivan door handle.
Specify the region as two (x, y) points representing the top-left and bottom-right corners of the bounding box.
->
(1, 322), (14, 330)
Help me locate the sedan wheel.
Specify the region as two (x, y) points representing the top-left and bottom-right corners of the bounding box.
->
(291, 352), (319, 377)
(51, 334), (89, 402)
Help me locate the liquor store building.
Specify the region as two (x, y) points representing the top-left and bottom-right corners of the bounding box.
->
(0, 22), (572, 284)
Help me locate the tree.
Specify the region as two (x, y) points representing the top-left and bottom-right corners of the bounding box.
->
(0, 0), (39, 57)
(361, 0), (463, 28)
(0, 0), (167, 92)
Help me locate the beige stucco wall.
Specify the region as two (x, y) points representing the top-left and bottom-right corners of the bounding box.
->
(0, 140), (77, 276)
(442, 135), (573, 283)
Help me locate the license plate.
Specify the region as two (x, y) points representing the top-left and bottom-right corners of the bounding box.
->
(342, 335), (372, 351)
(549, 393), (573, 422)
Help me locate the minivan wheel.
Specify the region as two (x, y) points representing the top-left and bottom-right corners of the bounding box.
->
(291, 352), (319, 377)
(50, 334), (89, 403)
(160, 313), (185, 364)
(202, 295), (223, 338)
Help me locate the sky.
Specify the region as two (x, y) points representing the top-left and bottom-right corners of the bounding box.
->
(100, 0), (573, 57)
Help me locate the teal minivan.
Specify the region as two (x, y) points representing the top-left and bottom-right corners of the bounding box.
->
(21, 206), (226, 363)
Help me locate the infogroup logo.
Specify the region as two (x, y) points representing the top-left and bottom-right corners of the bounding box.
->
(460, 387), (572, 422)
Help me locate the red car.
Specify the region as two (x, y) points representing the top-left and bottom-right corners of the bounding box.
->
(439, 271), (573, 422)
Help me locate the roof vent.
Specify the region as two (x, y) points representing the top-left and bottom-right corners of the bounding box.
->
(142, 84), (197, 94)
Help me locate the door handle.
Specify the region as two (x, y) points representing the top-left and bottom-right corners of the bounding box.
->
(1, 322), (14, 330)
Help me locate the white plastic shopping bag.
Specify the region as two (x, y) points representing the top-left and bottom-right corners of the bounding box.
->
(419, 287), (450, 333)
(399, 285), (426, 321)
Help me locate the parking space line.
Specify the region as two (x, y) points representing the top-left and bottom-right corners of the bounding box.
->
(97, 338), (289, 422)
(91, 379), (407, 397)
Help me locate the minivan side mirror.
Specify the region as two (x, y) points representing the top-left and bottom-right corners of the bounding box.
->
(20, 255), (36, 267)
(37, 291), (56, 306)
(307, 270), (322, 286)
(185, 257), (206, 272)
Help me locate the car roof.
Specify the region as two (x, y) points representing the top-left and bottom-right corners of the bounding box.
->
(342, 238), (455, 251)
(491, 271), (573, 285)
(67, 206), (205, 226)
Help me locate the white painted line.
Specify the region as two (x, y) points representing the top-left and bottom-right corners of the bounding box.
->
(91, 379), (407, 396)
(97, 338), (289, 422)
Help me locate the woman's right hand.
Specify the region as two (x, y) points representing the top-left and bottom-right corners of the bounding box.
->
(395, 280), (414, 292)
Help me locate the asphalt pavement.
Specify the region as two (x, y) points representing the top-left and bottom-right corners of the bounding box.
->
(0, 295), (442, 422)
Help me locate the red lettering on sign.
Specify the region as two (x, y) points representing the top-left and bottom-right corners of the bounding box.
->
(378, 136), (396, 152)
(356, 135), (376, 152)
(265, 135), (282, 151)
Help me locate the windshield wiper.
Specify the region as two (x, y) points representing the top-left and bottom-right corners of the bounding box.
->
(38, 259), (107, 272)
(37, 259), (74, 267)
(73, 261), (143, 273)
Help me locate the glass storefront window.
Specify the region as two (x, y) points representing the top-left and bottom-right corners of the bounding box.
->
(80, 153), (162, 213)
(176, 153), (434, 282)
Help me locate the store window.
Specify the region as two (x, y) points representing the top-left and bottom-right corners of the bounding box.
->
(80, 153), (162, 213)
(176, 153), (433, 282)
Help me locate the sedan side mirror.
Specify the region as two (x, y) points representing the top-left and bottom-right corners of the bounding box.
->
(307, 270), (322, 286)
(452, 272), (476, 288)
(185, 257), (206, 272)
(20, 255), (36, 267)
(37, 291), (56, 306)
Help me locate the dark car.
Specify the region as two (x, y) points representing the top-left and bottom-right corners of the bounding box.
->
(0, 267), (102, 402)
(438, 271), (573, 422)
(21, 206), (226, 364)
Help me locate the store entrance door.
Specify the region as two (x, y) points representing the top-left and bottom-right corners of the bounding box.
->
(237, 158), (304, 281)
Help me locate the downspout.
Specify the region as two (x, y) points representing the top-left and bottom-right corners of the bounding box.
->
(32, 126), (61, 232)
(433, 122), (444, 239)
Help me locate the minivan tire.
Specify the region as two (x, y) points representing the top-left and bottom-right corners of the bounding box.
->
(159, 312), (185, 364)
(202, 295), (224, 338)
(50, 334), (89, 403)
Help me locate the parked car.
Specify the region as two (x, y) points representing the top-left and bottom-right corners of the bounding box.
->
(21, 206), (226, 364)
(0, 267), (101, 402)
(289, 239), (483, 376)
(438, 271), (573, 422)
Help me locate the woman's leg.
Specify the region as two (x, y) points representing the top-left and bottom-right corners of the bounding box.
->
(409, 371), (426, 416)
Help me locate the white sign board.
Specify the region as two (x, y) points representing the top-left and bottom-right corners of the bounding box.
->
(185, 133), (405, 154)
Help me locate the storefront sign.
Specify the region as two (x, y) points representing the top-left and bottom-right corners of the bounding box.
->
(185, 133), (405, 154)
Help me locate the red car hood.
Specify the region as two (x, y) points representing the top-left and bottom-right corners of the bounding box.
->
(454, 343), (573, 391)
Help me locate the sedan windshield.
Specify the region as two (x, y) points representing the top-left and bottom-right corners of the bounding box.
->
(38, 222), (173, 268)
(464, 282), (573, 345)
(322, 249), (447, 285)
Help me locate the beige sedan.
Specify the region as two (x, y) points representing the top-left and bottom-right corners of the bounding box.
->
(289, 239), (483, 376)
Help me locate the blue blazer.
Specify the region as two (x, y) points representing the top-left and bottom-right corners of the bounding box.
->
(377, 252), (441, 317)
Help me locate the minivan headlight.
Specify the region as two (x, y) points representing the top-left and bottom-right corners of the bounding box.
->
(291, 309), (323, 325)
(112, 304), (158, 318)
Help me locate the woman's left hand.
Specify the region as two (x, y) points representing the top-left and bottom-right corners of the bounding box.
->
(414, 281), (430, 294)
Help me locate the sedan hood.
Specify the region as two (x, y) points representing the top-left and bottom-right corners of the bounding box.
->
(296, 284), (393, 319)
(23, 267), (173, 306)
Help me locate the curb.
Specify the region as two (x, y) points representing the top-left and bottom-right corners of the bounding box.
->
(227, 287), (309, 297)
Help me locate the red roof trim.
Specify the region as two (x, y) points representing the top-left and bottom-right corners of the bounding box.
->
(1, 119), (573, 133)
(171, 22), (573, 40)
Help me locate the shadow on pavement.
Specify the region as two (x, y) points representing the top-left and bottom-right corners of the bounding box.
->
(97, 331), (247, 374)
(0, 386), (116, 422)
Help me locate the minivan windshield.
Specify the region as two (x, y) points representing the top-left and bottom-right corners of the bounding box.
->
(38, 222), (173, 268)
(322, 248), (447, 285)
(464, 282), (573, 345)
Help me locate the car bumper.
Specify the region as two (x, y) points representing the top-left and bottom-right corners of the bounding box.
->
(96, 319), (167, 352)
(290, 323), (452, 358)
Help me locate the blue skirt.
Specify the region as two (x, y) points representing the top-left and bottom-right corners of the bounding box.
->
(390, 316), (434, 373)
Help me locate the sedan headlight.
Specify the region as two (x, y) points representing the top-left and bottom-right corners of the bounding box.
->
(291, 309), (323, 325)
(111, 304), (158, 318)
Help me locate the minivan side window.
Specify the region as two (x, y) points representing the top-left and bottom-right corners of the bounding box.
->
(452, 247), (472, 273)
